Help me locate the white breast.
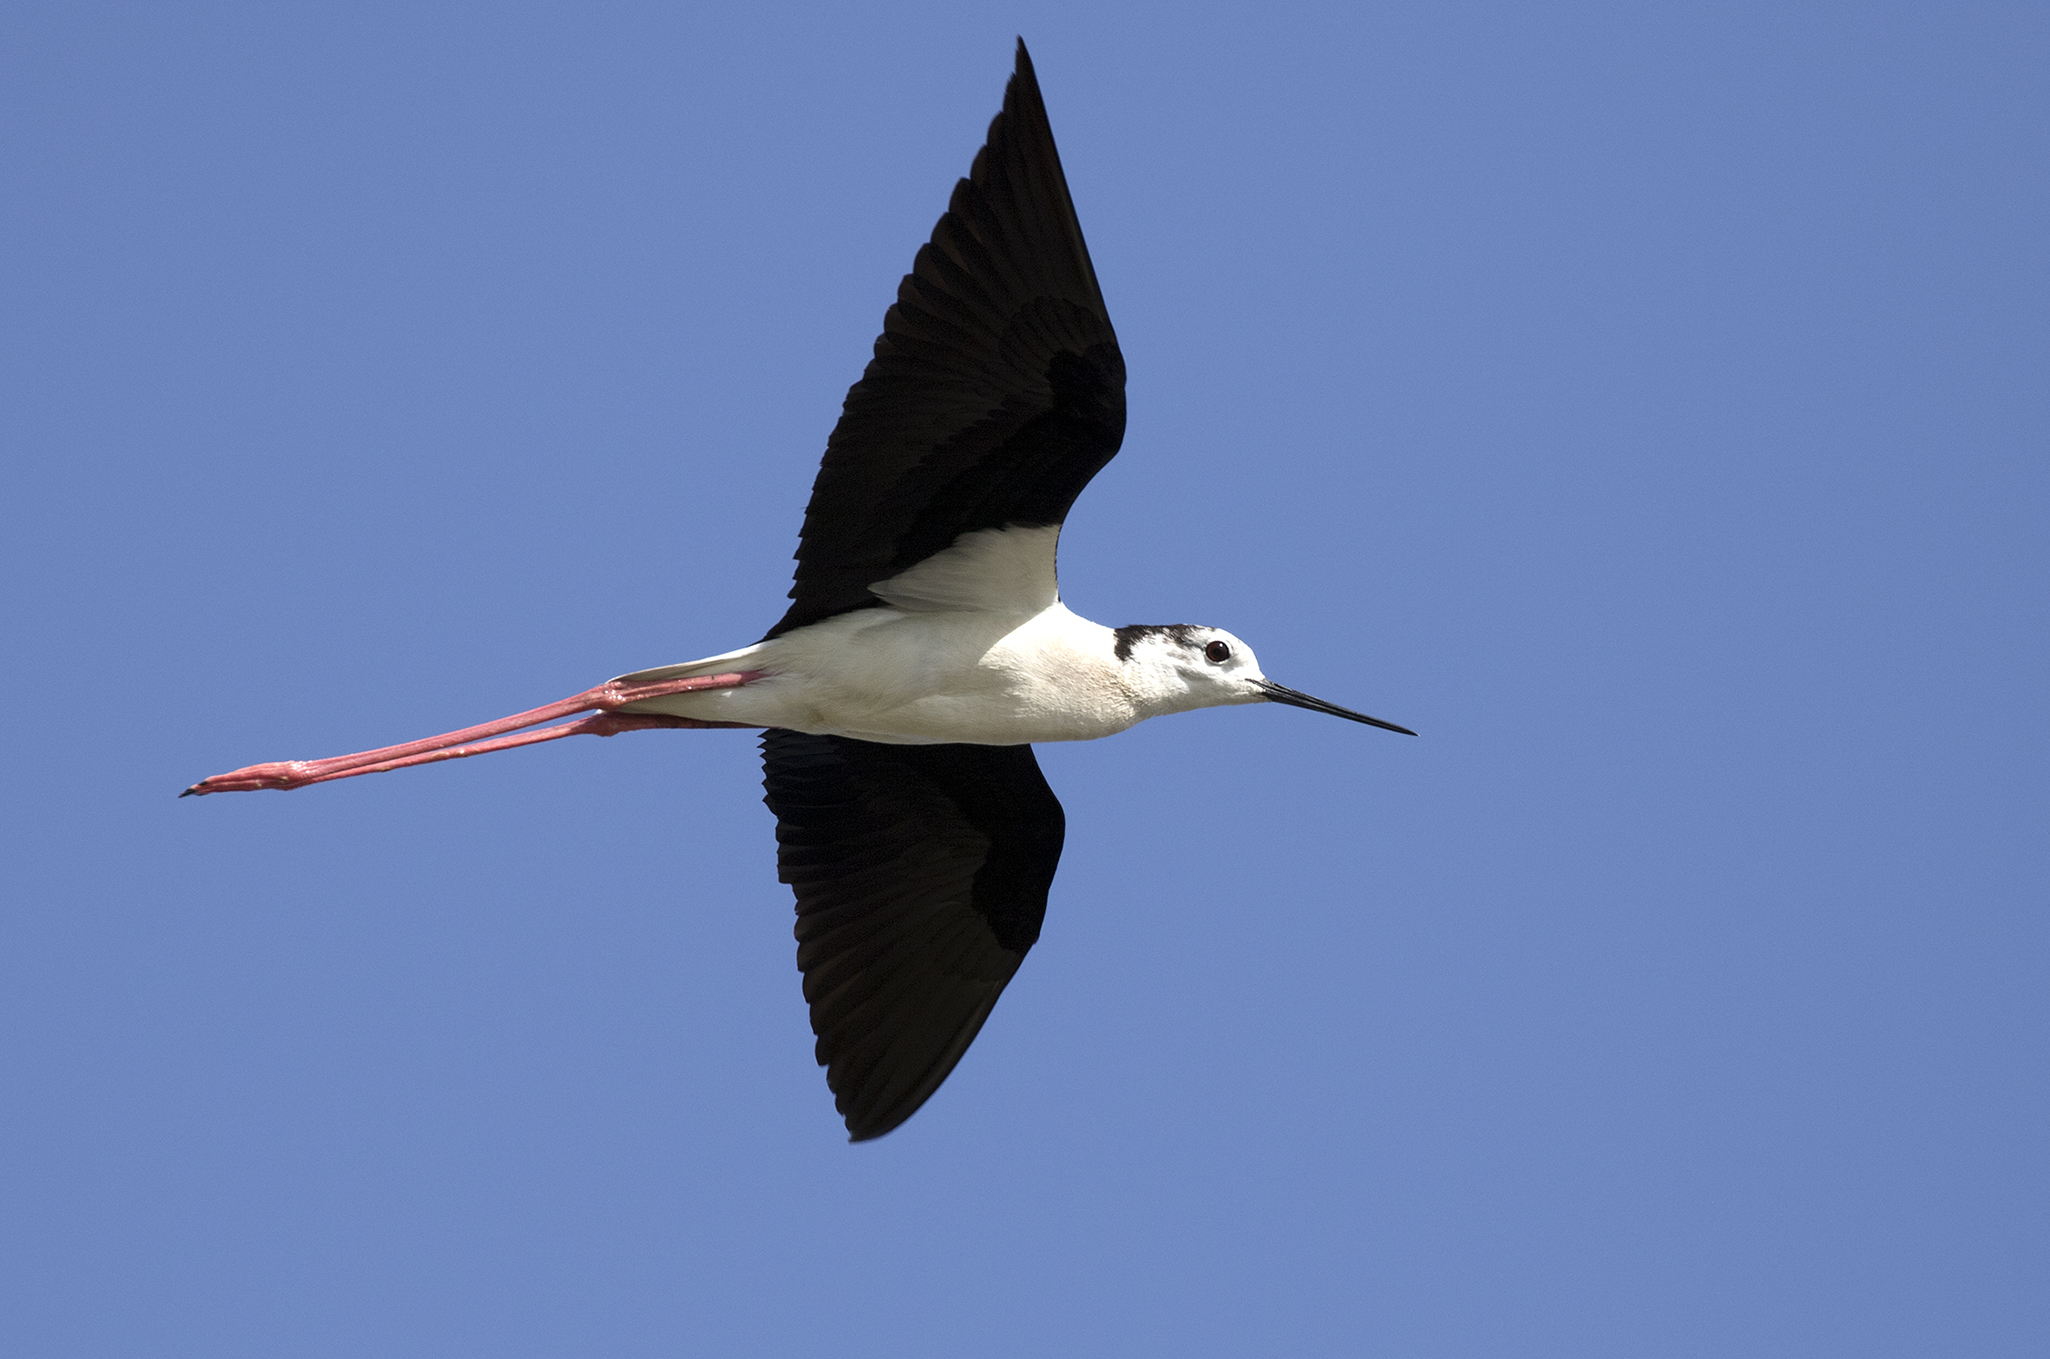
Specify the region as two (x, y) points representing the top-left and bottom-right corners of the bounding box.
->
(616, 525), (1141, 745)
(684, 604), (1136, 744)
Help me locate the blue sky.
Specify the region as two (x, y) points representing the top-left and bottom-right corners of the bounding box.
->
(4, 3), (2045, 1354)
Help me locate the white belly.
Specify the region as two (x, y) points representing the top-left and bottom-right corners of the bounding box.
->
(618, 603), (1140, 745)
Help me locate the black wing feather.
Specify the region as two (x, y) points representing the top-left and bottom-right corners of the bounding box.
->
(766, 40), (1125, 639)
(760, 729), (1065, 1141)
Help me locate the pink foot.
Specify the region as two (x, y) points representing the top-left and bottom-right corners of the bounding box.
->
(182, 672), (763, 796)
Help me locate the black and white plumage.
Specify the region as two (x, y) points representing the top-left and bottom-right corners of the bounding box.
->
(753, 43), (1111, 1138)
(185, 40), (1413, 1143)
(767, 41), (1124, 642)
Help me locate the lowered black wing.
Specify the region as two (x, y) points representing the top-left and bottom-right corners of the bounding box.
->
(760, 729), (1065, 1140)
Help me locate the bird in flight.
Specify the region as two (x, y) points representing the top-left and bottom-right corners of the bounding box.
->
(186, 40), (1414, 1141)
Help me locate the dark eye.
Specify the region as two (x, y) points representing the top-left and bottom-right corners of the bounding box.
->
(1204, 640), (1231, 663)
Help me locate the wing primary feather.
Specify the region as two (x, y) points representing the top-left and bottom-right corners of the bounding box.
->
(760, 728), (1066, 1140)
(765, 39), (1126, 640)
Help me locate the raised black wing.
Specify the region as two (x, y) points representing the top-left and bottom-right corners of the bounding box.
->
(760, 729), (1065, 1141)
(765, 39), (1125, 639)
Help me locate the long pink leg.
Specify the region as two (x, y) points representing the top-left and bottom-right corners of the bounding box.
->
(182, 672), (765, 796)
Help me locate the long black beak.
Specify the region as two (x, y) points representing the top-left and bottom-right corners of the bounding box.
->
(1253, 680), (1417, 736)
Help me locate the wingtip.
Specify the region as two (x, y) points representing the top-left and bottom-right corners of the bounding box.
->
(178, 784), (202, 798)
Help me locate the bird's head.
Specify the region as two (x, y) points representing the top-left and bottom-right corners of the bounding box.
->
(1110, 624), (1415, 735)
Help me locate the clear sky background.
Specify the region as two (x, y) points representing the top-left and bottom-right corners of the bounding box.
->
(4, 3), (2045, 1355)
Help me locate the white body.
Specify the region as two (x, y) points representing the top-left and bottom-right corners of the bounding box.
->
(614, 526), (1269, 745)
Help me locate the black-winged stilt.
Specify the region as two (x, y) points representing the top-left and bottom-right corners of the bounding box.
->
(185, 41), (1414, 1141)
